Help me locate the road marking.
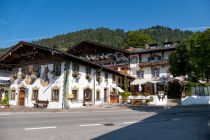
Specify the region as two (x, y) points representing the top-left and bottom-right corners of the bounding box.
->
(123, 121), (138, 124)
(24, 126), (56, 130)
(80, 124), (102, 127)
(0, 113), (11, 116)
(172, 118), (181, 121)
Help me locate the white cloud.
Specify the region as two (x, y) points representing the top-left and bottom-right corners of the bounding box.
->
(181, 26), (210, 31)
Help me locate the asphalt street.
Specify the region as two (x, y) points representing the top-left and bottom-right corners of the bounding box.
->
(0, 108), (210, 140)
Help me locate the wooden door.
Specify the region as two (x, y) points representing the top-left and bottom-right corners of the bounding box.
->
(83, 88), (92, 105)
(19, 90), (25, 106)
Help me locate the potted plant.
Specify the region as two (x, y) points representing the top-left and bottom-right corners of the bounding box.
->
(0, 97), (9, 109)
(120, 89), (131, 103)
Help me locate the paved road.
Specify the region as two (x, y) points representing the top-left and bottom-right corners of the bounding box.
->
(0, 108), (210, 140)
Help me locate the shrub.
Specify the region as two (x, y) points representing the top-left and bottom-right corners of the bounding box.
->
(2, 98), (8, 104)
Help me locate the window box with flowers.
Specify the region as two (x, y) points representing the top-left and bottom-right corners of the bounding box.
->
(86, 74), (92, 82)
(72, 71), (80, 79)
(96, 76), (102, 83)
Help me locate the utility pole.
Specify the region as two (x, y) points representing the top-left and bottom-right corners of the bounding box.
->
(92, 67), (103, 105)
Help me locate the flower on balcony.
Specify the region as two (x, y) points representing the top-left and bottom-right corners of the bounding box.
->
(18, 73), (25, 80)
(72, 71), (80, 79)
(96, 76), (102, 82)
(86, 74), (92, 82)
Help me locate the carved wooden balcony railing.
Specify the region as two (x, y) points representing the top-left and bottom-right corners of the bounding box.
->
(139, 60), (169, 67)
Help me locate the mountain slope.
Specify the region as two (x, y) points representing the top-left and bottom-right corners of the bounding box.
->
(0, 26), (193, 56)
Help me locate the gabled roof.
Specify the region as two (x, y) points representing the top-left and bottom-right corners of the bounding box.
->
(0, 41), (134, 79)
(67, 40), (130, 55)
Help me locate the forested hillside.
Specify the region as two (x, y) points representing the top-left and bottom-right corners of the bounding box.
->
(0, 26), (193, 55)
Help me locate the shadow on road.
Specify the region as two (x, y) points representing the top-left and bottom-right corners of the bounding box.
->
(93, 106), (210, 140)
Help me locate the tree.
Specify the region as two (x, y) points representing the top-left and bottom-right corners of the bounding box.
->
(169, 29), (210, 82)
(189, 29), (210, 81)
(123, 31), (152, 48)
(169, 42), (190, 77)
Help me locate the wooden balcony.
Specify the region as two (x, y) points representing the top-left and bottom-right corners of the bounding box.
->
(139, 60), (169, 67)
(108, 64), (129, 69)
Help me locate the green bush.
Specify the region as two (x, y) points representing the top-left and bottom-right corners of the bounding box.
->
(2, 98), (8, 104)
(120, 90), (131, 100)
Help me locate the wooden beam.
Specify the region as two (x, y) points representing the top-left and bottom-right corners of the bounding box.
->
(12, 51), (38, 58)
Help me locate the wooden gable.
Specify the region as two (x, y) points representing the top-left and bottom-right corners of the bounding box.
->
(0, 42), (66, 70)
(67, 41), (130, 56)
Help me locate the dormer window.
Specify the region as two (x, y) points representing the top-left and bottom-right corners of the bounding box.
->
(150, 44), (157, 49)
(164, 42), (172, 47)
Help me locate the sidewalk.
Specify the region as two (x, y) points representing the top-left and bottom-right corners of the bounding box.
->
(0, 103), (129, 113)
(1, 103), (210, 113)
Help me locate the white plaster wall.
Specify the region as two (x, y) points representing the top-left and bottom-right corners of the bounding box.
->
(182, 96), (210, 105)
(9, 61), (122, 109)
(67, 64), (115, 108)
(127, 95), (167, 105)
(9, 63), (65, 109)
(163, 51), (172, 60)
(159, 66), (169, 77)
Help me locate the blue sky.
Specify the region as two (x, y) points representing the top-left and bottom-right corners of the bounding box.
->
(0, 0), (210, 48)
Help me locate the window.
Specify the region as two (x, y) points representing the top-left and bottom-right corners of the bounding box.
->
(137, 70), (144, 78)
(86, 67), (91, 75)
(118, 77), (121, 85)
(148, 55), (161, 62)
(105, 73), (108, 81)
(33, 65), (41, 78)
(112, 75), (115, 82)
(96, 91), (100, 101)
(10, 90), (15, 100)
(72, 63), (79, 72)
(96, 71), (100, 77)
(12, 68), (19, 79)
(53, 63), (61, 76)
(72, 90), (78, 101)
(139, 57), (142, 63)
(32, 90), (38, 100)
(21, 67), (26, 75)
(52, 89), (59, 102)
(130, 56), (138, 64)
(152, 68), (160, 78)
